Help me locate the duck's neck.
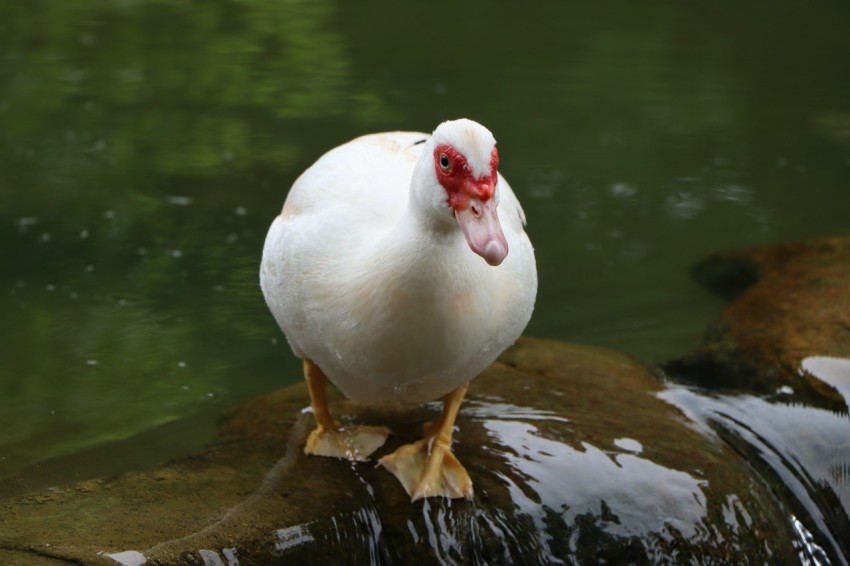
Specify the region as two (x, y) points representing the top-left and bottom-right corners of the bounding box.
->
(363, 166), (470, 288)
(379, 204), (466, 278)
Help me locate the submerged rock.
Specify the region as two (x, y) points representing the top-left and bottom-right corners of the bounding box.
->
(665, 236), (850, 562)
(0, 338), (796, 564)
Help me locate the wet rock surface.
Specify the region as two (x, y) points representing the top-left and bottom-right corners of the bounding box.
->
(0, 338), (798, 565)
(665, 236), (850, 562)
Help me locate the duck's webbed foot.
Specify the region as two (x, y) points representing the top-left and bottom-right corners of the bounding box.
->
(378, 383), (473, 501)
(302, 358), (389, 461)
(378, 435), (472, 500)
(305, 424), (390, 461)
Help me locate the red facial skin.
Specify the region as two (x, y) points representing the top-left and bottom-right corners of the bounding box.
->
(433, 144), (500, 210)
(433, 143), (509, 266)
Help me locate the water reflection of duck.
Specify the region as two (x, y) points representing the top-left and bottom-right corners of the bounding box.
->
(260, 119), (537, 501)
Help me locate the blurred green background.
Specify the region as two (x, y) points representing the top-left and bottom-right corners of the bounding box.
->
(1, 1), (849, 491)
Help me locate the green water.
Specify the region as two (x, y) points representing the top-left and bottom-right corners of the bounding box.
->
(1, 1), (849, 490)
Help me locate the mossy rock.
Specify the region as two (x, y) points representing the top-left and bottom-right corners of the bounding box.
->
(669, 236), (850, 408)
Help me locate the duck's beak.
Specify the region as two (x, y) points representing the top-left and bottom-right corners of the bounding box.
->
(455, 197), (509, 266)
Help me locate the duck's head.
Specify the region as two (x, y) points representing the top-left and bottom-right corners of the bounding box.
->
(414, 119), (509, 267)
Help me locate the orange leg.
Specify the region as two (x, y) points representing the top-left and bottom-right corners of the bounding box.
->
(302, 358), (389, 461)
(304, 359), (338, 431)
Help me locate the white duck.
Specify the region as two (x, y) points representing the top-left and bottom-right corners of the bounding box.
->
(260, 118), (537, 500)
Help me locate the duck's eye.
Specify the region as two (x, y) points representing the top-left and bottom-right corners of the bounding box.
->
(439, 153), (451, 172)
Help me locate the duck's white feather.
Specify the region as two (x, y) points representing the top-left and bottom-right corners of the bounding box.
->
(261, 122), (537, 405)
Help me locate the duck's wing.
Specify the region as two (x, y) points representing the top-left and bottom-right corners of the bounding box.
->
(279, 131), (429, 226)
(495, 173), (528, 235)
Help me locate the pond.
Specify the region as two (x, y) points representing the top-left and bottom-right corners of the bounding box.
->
(1, 0), (849, 556)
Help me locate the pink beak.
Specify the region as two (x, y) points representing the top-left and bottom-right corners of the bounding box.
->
(455, 197), (509, 266)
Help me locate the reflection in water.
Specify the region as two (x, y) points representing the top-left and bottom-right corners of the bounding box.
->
(792, 516), (833, 566)
(612, 437), (643, 453)
(464, 397), (570, 423)
(480, 416), (707, 543)
(398, 399), (729, 563)
(274, 524), (315, 552)
(106, 550), (146, 566)
(660, 378), (849, 563)
(802, 356), (850, 404)
(227, 395), (798, 563)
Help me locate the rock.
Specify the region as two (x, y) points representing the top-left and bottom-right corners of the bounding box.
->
(664, 236), (850, 561)
(668, 237), (850, 407)
(0, 338), (796, 564)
